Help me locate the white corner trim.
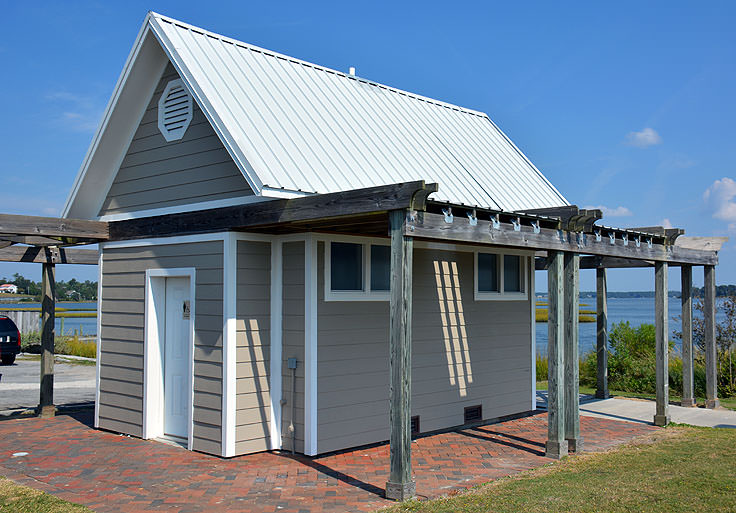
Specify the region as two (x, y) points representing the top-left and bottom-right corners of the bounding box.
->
(94, 251), (102, 429)
(222, 233), (237, 457)
(98, 195), (273, 222)
(269, 239), (283, 450)
(142, 267), (196, 451)
(304, 234), (318, 456)
(530, 256), (537, 410)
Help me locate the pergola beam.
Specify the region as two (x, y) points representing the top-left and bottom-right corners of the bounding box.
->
(0, 246), (98, 265)
(109, 181), (437, 241)
(409, 212), (717, 266)
(0, 213), (108, 240)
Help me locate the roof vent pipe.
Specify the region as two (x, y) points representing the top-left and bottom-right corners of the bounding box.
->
(349, 67), (356, 76)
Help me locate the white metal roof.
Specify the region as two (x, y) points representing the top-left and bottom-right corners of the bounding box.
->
(63, 12), (568, 219)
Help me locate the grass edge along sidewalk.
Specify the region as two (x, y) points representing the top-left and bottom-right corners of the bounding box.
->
(381, 426), (736, 513)
(0, 477), (90, 512)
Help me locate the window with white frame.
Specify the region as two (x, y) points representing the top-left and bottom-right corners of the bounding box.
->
(475, 251), (528, 300)
(325, 241), (390, 300)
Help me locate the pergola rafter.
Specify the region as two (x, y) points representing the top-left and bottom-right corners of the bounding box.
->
(0, 181), (726, 500)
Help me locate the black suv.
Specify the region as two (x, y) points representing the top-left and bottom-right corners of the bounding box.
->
(0, 316), (21, 365)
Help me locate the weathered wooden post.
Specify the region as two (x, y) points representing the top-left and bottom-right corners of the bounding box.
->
(680, 265), (695, 407)
(595, 268), (609, 399)
(546, 250), (567, 459)
(654, 261), (670, 426)
(704, 265), (720, 409)
(39, 260), (56, 417)
(386, 209), (415, 500)
(564, 252), (582, 451)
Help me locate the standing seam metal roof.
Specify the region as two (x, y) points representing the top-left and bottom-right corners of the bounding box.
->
(148, 13), (568, 211)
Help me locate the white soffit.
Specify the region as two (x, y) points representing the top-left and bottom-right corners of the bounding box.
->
(147, 13), (568, 211)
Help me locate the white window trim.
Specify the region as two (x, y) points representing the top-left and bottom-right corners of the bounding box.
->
(324, 238), (390, 302)
(474, 251), (530, 301)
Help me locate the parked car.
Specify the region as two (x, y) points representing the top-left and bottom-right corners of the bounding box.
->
(0, 316), (21, 365)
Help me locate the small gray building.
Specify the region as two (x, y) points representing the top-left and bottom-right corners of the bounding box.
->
(63, 13), (722, 486)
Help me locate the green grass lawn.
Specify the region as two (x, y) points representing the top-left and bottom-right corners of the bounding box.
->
(382, 426), (736, 513)
(0, 477), (90, 512)
(535, 381), (736, 411)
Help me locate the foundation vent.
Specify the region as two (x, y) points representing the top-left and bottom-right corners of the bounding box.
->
(411, 416), (420, 436)
(464, 405), (483, 424)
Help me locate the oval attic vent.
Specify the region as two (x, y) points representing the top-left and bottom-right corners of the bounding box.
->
(158, 78), (193, 142)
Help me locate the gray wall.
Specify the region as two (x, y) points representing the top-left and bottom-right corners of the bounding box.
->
(316, 243), (533, 454)
(98, 63), (253, 217)
(235, 240), (272, 455)
(281, 241), (305, 453)
(99, 241), (224, 455)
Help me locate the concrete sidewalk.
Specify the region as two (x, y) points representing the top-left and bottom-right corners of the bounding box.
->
(536, 390), (736, 428)
(580, 398), (736, 428)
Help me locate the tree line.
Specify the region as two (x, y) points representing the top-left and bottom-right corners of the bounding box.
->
(0, 274), (97, 301)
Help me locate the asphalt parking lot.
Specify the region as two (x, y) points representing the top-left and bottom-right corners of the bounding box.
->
(0, 355), (95, 412)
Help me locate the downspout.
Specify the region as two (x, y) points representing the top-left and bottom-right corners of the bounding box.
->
(287, 357), (297, 454)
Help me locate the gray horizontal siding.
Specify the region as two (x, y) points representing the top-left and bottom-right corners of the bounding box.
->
(281, 241), (305, 453)
(316, 244), (533, 454)
(98, 62), (253, 217)
(235, 240), (271, 455)
(99, 240), (224, 455)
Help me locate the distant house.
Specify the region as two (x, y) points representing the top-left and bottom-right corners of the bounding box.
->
(0, 284), (18, 294)
(62, 12), (721, 486)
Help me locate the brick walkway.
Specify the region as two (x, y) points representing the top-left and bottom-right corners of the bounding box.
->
(0, 410), (656, 512)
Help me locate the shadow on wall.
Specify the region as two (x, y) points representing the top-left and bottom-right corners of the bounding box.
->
(433, 259), (473, 397)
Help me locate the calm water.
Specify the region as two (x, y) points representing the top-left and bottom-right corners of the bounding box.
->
(535, 296), (729, 357)
(0, 301), (97, 336)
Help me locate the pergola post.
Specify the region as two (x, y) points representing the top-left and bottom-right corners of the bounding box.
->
(680, 265), (695, 407)
(38, 260), (56, 417)
(564, 252), (582, 452)
(595, 268), (609, 399)
(385, 209), (415, 501)
(654, 261), (670, 426)
(704, 265), (720, 409)
(545, 250), (567, 459)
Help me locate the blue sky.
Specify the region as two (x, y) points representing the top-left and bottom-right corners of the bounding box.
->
(0, 1), (734, 291)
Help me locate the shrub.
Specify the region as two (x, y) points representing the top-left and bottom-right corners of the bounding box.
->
(536, 355), (548, 381)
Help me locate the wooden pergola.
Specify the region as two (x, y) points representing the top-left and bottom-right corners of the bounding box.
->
(0, 215), (106, 416)
(0, 181), (725, 500)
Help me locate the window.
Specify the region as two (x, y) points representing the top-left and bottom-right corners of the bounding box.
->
(475, 252), (528, 300)
(325, 241), (390, 301)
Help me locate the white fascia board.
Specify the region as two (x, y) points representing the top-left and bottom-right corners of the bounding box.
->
(260, 188), (314, 199)
(97, 195), (273, 222)
(147, 15), (265, 196)
(63, 14), (167, 219)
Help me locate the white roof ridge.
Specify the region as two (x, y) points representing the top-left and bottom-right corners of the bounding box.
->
(148, 11), (490, 119)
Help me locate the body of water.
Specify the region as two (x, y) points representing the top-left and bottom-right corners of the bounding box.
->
(0, 301), (97, 336)
(536, 296), (729, 357)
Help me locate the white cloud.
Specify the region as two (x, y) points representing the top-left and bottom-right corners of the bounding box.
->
(661, 218), (673, 229)
(625, 127), (662, 148)
(704, 177), (736, 222)
(44, 91), (102, 133)
(584, 205), (633, 217)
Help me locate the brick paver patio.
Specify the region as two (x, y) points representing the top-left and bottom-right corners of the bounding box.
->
(0, 410), (656, 512)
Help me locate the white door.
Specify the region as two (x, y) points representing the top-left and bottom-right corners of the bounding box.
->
(163, 277), (191, 440)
